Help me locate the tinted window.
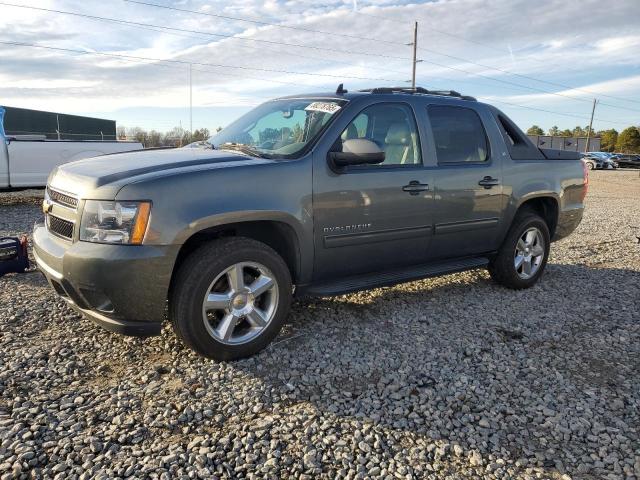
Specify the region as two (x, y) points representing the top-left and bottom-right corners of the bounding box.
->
(428, 105), (488, 163)
(208, 98), (345, 158)
(338, 103), (421, 167)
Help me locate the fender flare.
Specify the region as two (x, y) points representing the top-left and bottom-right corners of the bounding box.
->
(172, 210), (311, 283)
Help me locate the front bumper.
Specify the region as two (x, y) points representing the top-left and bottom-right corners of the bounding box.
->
(33, 222), (179, 337)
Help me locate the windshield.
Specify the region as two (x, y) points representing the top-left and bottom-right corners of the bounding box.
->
(207, 98), (346, 158)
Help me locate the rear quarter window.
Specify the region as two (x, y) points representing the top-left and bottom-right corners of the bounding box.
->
(427, 105), (488, 164)
(490, 107), (546, 160)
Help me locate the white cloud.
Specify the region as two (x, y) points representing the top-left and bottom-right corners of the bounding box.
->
(0, 76), (98, 89)
(594, 35), (640, 55)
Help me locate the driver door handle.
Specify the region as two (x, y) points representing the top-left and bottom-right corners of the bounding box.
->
(402, 180), (429, 195)
(478, 176), (500, 189)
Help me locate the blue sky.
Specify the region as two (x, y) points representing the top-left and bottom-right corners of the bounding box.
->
(1, 0), (639, 135)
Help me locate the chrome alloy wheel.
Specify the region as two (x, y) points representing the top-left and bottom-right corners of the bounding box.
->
(514, 227), (545, 280)
(202, 262), (279, 345)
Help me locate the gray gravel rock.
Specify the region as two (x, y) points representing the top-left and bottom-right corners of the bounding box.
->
(1, 171), (639, 479)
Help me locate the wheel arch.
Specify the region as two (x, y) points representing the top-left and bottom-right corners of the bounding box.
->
(169, 219), (304, 299)
(513, 195), (559, 239)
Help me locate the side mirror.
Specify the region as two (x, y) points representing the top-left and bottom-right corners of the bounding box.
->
(328, 139), (385, 168)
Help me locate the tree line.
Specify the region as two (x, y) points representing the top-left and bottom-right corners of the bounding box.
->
(116, 126), (221, 148)
(526, 125), (640, 153)
(117, 123), (640, 154)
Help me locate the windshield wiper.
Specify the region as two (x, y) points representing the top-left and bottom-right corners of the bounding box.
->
(217, 142), (266, 158)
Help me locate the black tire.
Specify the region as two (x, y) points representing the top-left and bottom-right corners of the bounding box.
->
(170, 237), (292, 361)
(586, 161), (595, 170)
(488, 211), (551, 289)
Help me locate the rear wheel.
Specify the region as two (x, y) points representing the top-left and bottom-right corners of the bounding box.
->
(585, 161), (595, 170)
(489, 211), (550, 289)
(170, 237), (292, 360)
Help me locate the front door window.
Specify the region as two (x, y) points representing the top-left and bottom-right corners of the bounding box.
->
(337, 103), (422, 167)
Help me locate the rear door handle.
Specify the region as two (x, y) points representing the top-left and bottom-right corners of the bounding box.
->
(478, 176), (500, 189)
(402, 180), (429, 195)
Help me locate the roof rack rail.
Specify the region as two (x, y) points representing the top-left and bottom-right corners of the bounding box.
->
(357, 86), (476, 101)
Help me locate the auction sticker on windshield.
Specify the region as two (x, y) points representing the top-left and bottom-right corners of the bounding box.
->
(305, 102), (342, 114)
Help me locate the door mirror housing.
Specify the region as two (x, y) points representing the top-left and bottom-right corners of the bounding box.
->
(328, 139), (385, 168)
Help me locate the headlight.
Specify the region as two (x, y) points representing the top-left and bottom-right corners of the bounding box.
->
(80, 200), (151, 244)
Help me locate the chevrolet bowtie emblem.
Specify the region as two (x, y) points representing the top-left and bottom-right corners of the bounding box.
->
(42, 199), (53, 214)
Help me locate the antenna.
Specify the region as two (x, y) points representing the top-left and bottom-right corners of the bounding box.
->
(336, 83), (348, 95)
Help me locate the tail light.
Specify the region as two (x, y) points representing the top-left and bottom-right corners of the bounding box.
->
(581, 159), (589, 202)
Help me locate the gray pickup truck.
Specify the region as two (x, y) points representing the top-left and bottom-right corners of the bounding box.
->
(33, 86), (587, 360)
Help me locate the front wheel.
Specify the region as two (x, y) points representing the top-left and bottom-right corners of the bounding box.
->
(170, 237), (292, 360)
(489, 212), (550, 289)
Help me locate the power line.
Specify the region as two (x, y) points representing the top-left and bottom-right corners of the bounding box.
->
(0, 40), (402, 82)
(352, 7), (640, 106)
(0, 39), (332, 92)
(409, 54), (640, 114)
(1, 0), (391, 77)
(4, 39), (357, 93)
(417, 70), (639, 124)
(0, 2), (415, 79)
(124, 0), (408, 47)
(1, 36), (334, 89)
(484, 98), (631, 127)
(416, 45), (640, 109)
(5, 32), (335, 91)
(0, 2), (414, 64)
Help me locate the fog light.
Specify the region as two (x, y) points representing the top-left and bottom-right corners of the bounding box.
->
(80, 289), (114, 313)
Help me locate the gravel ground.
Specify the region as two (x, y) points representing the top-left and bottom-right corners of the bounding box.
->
(1, 171), (639, 480)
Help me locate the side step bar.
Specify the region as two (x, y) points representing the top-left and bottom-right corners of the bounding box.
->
(303, 256), (489, 297)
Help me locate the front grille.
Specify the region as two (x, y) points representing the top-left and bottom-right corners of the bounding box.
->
(47, 187), (78, 210)
(47, 215), (74, 240)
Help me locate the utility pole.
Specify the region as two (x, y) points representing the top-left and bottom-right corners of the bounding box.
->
(411, 22), (418, 89)
(189, 63), (193, 140)
(585, 98), (598, 153)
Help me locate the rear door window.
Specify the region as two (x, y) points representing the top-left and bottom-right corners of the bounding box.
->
(427, 105), (488, 164)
